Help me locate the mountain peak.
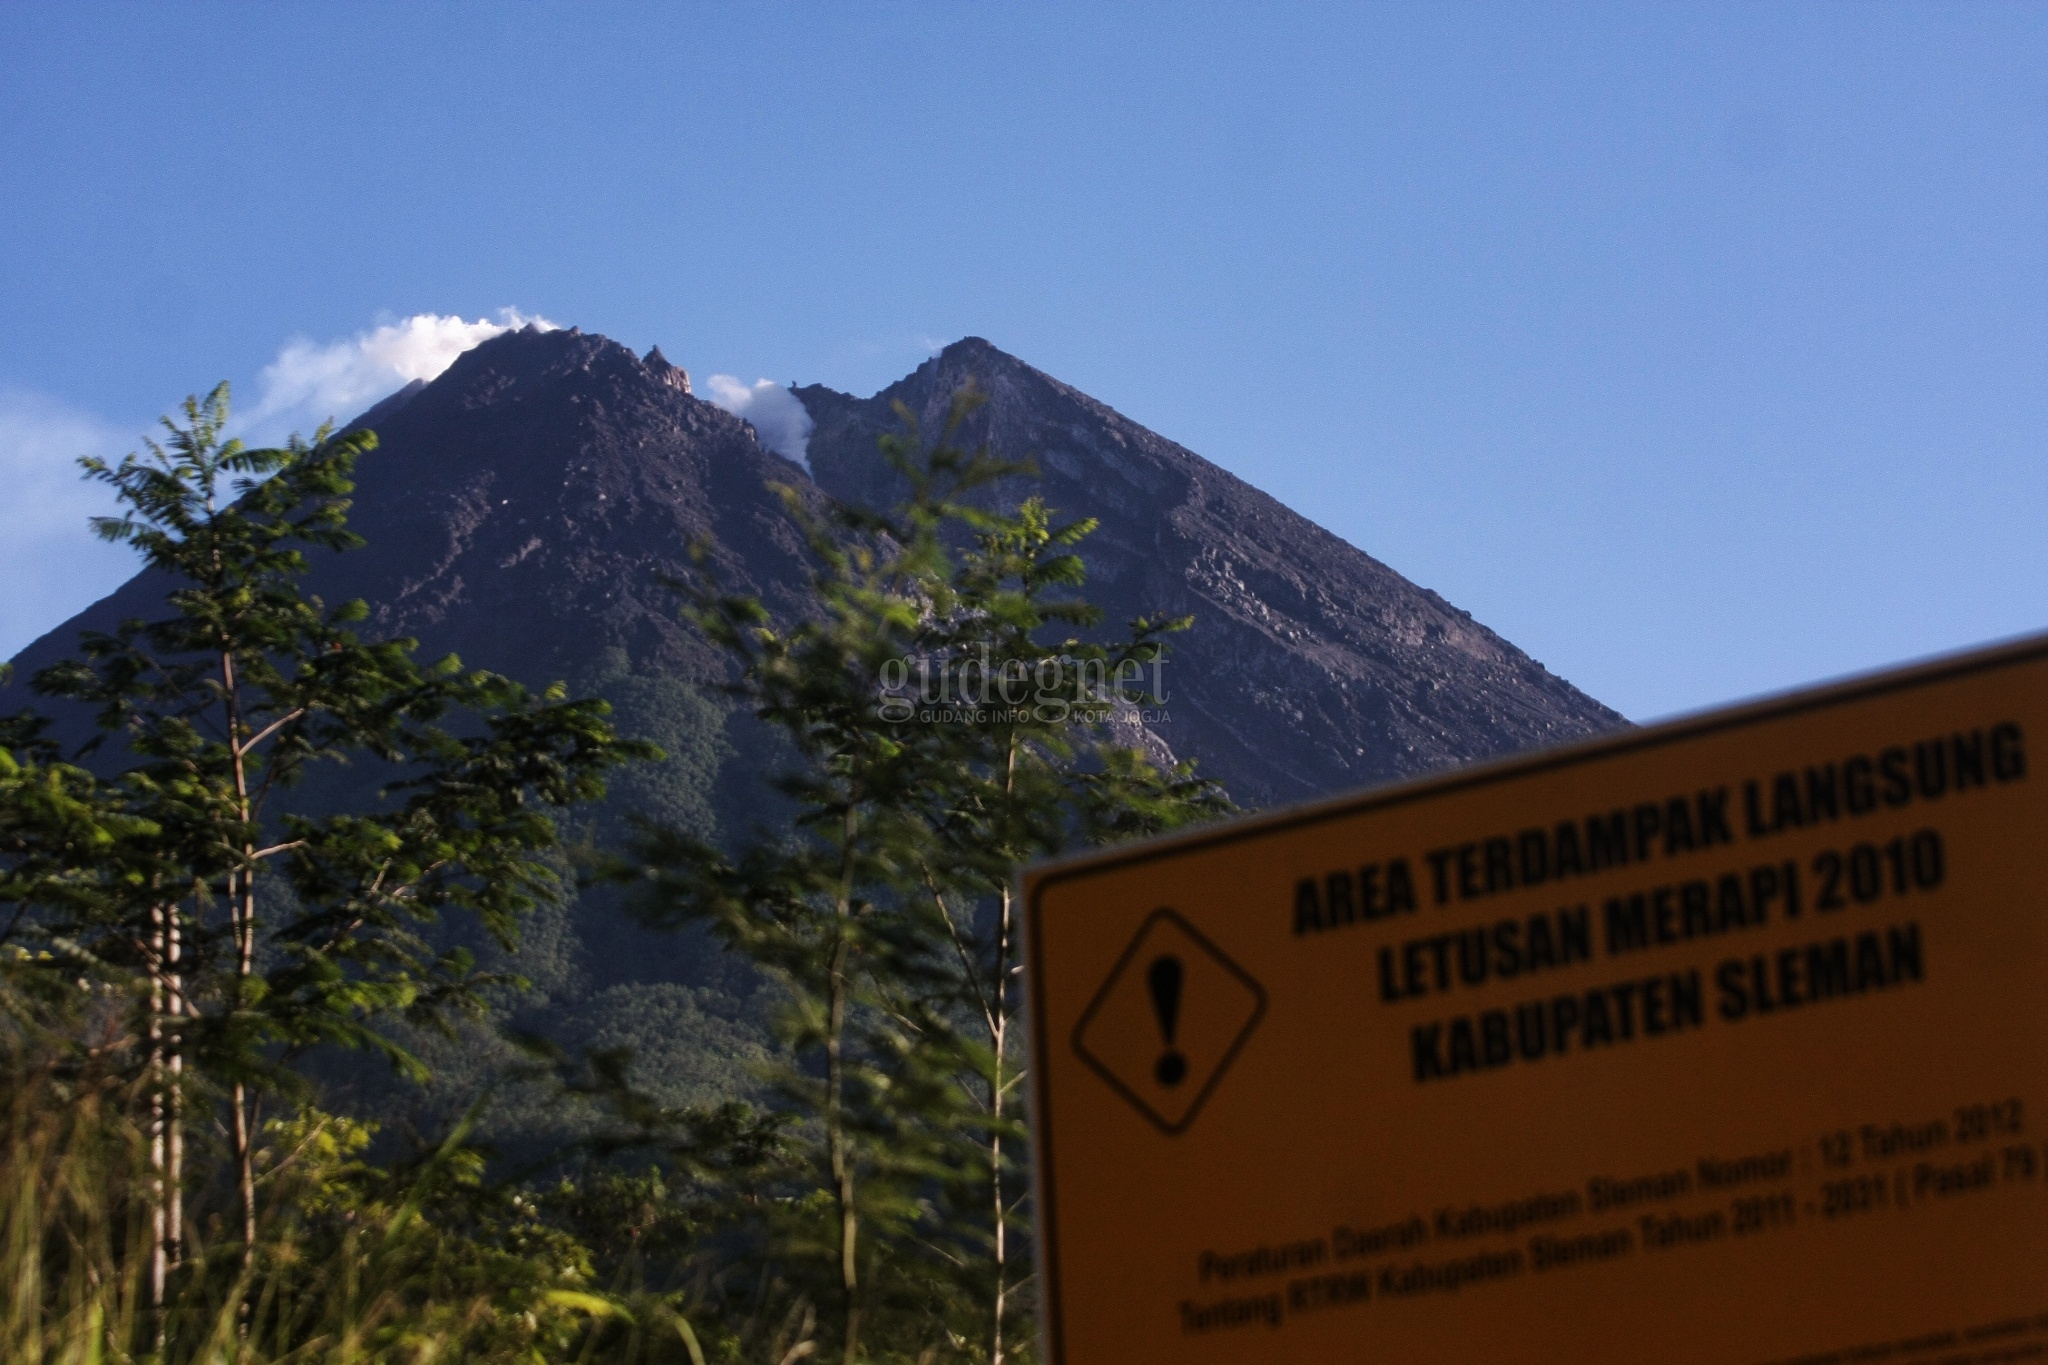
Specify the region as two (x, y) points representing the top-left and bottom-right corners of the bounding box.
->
(643, 345), (692, 394)
(929, 335), (1034, 381)
(939, 335), (1003, 361)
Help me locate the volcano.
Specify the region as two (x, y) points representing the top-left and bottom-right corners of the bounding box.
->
(6, 324), (1623, 1127)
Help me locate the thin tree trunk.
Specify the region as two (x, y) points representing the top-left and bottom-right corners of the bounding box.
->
(988, 737), (1019, 1365)
(829, 805), (861, 1365)
(231, 875), (256, 1263)
(232, 1081), (255, 1255)
(223, 649), (259, 1266)
(167, 902), (183, 1270)
(147, 898), (184, 1341)
(147, 903), (167, 1322)
(989, 925), (1008, 1365)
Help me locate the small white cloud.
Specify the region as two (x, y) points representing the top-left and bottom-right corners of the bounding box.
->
(0, 389), (138, 661)
(702, 375), (815, 470)
(238, 309), (556, 443)
(4, 309), (561, 659)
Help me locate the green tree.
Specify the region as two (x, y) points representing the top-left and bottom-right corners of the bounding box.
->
(899, 495), (1227, 1365)
(3, 384), (648, 1300)
(623, 390), (1226, 1363)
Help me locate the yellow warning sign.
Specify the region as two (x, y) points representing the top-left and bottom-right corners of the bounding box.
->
(1024, 634), (2048, 1365)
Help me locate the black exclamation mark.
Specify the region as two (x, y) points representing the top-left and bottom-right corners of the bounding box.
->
(1149, 955), (1187, 1087)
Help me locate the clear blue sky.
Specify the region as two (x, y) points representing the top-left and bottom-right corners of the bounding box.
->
(3, 2), (2043, 721)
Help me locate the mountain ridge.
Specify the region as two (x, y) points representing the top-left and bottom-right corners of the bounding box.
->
(10, 325), (1625, 810)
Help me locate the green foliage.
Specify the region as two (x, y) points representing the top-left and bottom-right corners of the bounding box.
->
(0, 379), (1231, 1365)
(1, 380), (651, 1340)
(315, 644), (745, 1163)
(12, 383), (651, 1086)
(619, 387), (1230, 1363)
(0, 1034), (705, 1364)
(579, 647), (732, 849)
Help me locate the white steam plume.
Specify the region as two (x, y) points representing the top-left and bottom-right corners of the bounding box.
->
(239, 309), (555, 442)
(702, 375), (815, 470)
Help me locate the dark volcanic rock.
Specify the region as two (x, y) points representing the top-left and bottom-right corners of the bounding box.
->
(298, 327), (811, 686)
(798, 338), (1624, 809)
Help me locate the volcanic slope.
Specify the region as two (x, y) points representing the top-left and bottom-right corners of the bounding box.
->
(799, 337), (1623, 809)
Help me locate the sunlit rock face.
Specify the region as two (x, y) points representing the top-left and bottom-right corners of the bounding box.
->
(800, 337), (1625, 808)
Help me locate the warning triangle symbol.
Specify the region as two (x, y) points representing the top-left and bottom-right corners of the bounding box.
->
(1071, 908), (1266, 1135)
